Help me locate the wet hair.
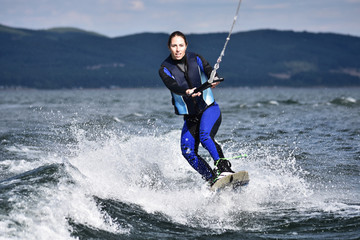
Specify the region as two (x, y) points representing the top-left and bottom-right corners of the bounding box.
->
(167, 31), (188, 48)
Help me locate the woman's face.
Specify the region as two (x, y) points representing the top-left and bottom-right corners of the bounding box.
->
(169, 35), (187, 60)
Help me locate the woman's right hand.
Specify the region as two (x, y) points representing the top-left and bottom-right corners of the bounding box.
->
(186, 88), (201, 97)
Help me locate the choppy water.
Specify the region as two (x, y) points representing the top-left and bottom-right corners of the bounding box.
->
(0, 87), (359, 240)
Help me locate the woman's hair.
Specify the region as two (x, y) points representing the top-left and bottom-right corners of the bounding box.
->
(167, 31), (188, 48)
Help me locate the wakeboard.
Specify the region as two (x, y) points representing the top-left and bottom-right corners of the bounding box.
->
(210, 171), (249, 191)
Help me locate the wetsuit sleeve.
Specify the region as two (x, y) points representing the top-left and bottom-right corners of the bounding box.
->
(159, 66), (187, 96)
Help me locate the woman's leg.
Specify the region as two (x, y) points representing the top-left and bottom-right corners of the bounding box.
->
(180, 118), (215, 181)
(199, 103), (234, 175)
(199, 103), (225, 161)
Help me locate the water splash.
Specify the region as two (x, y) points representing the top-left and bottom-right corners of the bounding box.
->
(65, 126), (323, 233)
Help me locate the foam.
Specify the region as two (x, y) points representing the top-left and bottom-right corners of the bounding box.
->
(1, 146), (128, 240)
(65, 128), (322, 230)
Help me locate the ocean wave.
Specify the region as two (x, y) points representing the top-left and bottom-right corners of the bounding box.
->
(330, 96), (358, 106)
(1, 88), (359, 239)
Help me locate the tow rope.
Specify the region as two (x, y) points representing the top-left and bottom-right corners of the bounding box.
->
(194, 0), (243, 93)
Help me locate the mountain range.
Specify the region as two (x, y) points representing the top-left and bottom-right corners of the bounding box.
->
(1, 23), (360, 89)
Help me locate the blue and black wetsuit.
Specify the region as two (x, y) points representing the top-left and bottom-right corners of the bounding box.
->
(159, 52), (226, 182)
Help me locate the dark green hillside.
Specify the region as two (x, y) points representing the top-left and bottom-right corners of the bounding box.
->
(228, 30), (360, 86)
(0, 24), (359, 89)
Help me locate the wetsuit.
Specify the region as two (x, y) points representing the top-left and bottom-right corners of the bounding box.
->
(159, 52), (225, 181)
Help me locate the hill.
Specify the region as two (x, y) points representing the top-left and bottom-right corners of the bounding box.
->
(1, 24), (360, 89)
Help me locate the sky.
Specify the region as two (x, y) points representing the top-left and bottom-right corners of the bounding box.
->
(1, 0), (360, 38)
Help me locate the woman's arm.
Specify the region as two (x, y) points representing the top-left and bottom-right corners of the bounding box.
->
(159, 66), (187, 95)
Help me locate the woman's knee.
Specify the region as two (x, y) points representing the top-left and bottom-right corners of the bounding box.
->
(199, 130), (211, 144)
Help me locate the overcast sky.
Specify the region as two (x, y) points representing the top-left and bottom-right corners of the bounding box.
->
(1, 0), (359, 37)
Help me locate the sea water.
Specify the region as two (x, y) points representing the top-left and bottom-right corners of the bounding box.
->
(0, 87), (359, 240)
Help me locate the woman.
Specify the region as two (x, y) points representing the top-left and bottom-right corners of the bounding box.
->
(159, 31), (234, 185)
